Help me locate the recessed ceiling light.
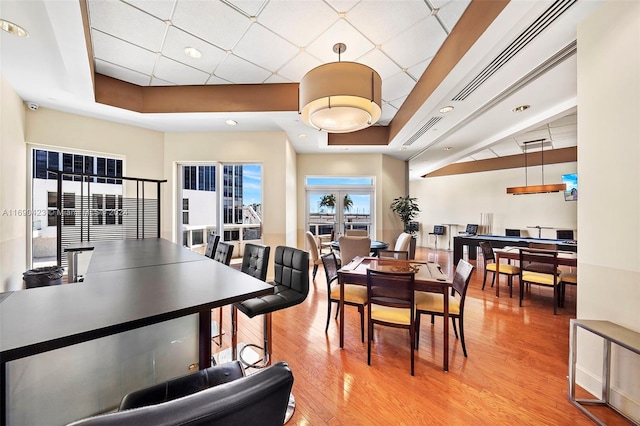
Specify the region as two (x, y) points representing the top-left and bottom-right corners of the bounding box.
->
(398, 147), (407, 151)
(512, 104), (530, 113)
(298, 133), (307, 139)
(439, 105), (454, 113)
(444, 147), (453, 151)
(184, 47), (202, 59)
(225, 119), (237, 126)
(0, 19), (28, 37)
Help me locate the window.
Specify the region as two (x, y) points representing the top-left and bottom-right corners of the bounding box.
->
(182, 198), (189, 225)
(33, 149), (122, 184)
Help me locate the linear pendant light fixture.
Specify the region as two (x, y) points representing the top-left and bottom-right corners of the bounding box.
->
(506, 139), (567, 194)
(299, 43), (382, 133)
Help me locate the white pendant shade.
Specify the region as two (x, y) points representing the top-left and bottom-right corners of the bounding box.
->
(299, 61), (382, 133)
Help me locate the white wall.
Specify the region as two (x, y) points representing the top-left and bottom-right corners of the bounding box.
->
(296, 153), (406, 248)
(410, 162), (578, 247)
(0, 75), (28, 292)
(576, 1), (640, 419)
(163, 131), (292, 256)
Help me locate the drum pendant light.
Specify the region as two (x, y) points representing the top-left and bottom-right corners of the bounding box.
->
(299, 43), (382, 133)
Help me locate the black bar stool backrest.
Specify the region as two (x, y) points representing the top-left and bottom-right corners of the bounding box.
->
(241, 243), (270, 281)
(204, 234), (220, 259)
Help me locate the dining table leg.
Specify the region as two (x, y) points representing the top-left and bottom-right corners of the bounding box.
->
(443, 288), (449, 372)
(199, 310), (212, 369)
(339, 275), (345, 348)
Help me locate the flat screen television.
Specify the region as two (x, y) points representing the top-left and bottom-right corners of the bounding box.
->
(562, 173), (578, 201)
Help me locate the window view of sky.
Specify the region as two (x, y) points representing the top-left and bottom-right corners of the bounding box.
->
(242, 164), (262, 206)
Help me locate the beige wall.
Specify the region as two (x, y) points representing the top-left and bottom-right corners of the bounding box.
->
(577, 1), (639, 419)
(296, 153), (406, 248)
(410, 162), (578, 247)
(163, 131), (292, 251)
(0, 76), (28, 292)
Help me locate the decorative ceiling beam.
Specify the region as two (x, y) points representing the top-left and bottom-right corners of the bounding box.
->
(423, 146), (577, 178)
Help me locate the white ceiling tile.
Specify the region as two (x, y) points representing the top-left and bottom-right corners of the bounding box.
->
(233, 24), (299, 71)
(91, 30), (158, 75)
(162, 26), (227, 73)
(389, 94), (408, 110)
(257, 0), (338, 47)
(88, 0), (167, 52)
(357, 49), (402, 80)
(382, 72), (416, 103)
(470, 150), (498, 160)
(172, 0), (251, 51)
(380, 102), (398, 123)
(407, 57), (431, 81)
(278, 52), (323, 82)
(305, 19), (375, 63)
(433, 0), (471, 33)
(264, 73), (291, 84)
(516, 129), (550, 143)
(123, 0), (177, 21)
(95, 59), (152, 86)
(382, 17), (447, 69)
(223, 0), (268, 17)
(552, 139), (577, 149)
(324, 0), (360, 13)
(154, 56), (211, 84)
(346, 0), (429, 44)
(215, 54), (272, 83)
(150, 76), (176, 86)
(489, 140), (522, 157)
(206, 74), (233, 85)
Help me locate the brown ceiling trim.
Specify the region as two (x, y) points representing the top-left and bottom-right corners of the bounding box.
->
(327, 126), (390, 146)
(423, 146), (577, 178)
(79, 0), (94, 91)
(83, 0), (507, 148)
(388, 0), (510, 143)
(95, 74), (144, 111)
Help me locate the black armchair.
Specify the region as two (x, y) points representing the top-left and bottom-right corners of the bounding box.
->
(66, 361), (294, 426)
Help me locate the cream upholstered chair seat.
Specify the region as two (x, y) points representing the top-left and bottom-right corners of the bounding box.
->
(329, 283), (368, 305)
(414, 292), (461, 316)
(485, 263), (520, 274)
(559, 272), (577, 284)
(370, 305), (412, 326)
(521, 271), (556, 286)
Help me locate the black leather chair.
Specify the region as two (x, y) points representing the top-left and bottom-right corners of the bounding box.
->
(66, 361), (294, 426)
(231, 243), (271, 360)
(212, 241), (234, 265)
(210, 241), (234, 346)
(204, 233), (220, 259)
(235, 246), (309, 368)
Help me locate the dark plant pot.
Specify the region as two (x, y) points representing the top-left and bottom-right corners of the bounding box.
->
(409, 236), (416, 260)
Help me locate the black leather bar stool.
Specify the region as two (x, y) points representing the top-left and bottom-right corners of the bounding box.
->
(234, 245), (309, 423)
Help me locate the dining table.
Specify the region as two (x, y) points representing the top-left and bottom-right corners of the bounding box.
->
(494, 246), (578, 297)
(337, 256), (452, 371)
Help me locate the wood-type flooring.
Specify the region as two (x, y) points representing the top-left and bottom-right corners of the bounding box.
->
(216, 246), (630, 425)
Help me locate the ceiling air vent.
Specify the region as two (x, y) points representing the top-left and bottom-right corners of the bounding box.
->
(452, 0), (577, 101)
(403, 117), (442, 146)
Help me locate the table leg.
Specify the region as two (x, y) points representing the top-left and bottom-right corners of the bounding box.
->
(339, 275), (345, 348)
(231, 305), (238, 361)
(199, 310), (212, 369)
(443, 287), (449, 372)
(495, 254), (501, 298)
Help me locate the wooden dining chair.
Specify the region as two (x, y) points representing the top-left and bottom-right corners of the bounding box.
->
(305, 231), (322, 281)
(378, 250), (408, 260)
(366, 268), (416, 375)
(321, 252), (367, 342)
(519, 248), (562, 314)
(479, 241), (519, 297)
(415, 259), (474, 357)
(338, 236), (371, 265)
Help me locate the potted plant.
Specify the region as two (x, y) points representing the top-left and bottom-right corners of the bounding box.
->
(390, 195), (420, 258)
